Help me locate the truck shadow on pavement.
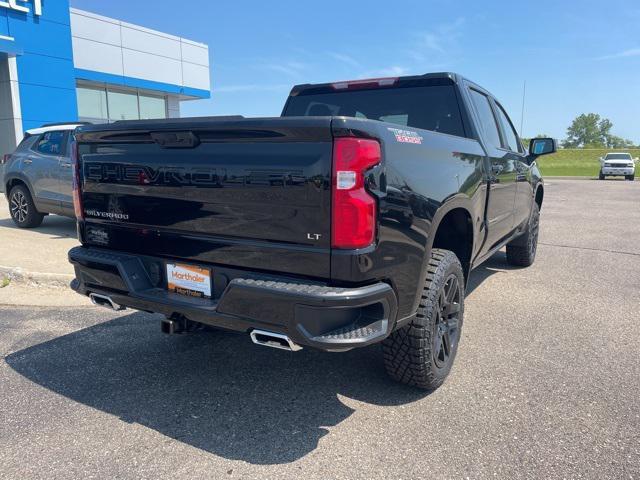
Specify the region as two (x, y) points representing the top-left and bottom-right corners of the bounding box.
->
(5, 312), (427, 465)
(5, 252), (512, 464)
(466, 250), (519, 296)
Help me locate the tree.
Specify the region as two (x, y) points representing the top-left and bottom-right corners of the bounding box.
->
(563, 113), (611, 148)
(606, 135), (636, 149)
(563, 114), (637, 148)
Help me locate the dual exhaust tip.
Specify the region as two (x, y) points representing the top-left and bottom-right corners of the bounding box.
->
(250, 329), (303, 352)
(89, 293), (301, 352)
(89, 293), (125, 311)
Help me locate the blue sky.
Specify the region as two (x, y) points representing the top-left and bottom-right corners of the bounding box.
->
(71, 0), (640, 143)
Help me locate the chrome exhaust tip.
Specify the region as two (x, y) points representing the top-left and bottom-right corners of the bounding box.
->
(89, 293), (125, 311)
(250, 329), (302, 352)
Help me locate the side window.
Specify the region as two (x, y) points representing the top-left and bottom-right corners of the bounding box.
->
(379, 114), (409, 126)
(495, 103), (522, 153)
(34, 131), (67, 156)
(16, 135), (37, 152)
(305, 102), (339, 116)
(469, 89), (501, 148)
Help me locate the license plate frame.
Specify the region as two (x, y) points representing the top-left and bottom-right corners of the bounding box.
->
(166, 263), (212, 299)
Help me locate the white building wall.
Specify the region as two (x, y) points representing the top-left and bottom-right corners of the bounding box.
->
(70, 8), (210, 95)
(0, 56), (24, 157)
(167, 97), (181, 118)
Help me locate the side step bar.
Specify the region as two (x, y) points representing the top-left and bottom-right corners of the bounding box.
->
(250, 329), (303, 352)
(89, 293), (125, 311)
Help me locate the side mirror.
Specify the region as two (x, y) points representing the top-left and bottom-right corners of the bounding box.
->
(634, 157), (639, 162)
(527, 138), (557, 165)
(529, 138), (557, 157)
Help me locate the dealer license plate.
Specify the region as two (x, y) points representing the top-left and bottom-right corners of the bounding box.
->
(166, 263), (212, 299)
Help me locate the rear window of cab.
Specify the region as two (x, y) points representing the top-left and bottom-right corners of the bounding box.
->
(284, 85), (466, 138)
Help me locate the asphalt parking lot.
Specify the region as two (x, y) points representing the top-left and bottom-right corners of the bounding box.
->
(1, 179), (639, 479)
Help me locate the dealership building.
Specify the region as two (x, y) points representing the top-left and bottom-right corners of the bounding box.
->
(0, 0), (211, 156)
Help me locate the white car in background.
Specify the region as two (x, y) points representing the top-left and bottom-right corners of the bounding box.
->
(599, 152), (636, 181)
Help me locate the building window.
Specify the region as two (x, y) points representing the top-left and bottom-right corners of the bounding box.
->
(76, 84), (168, 124)
(139, 94), (167, 119)
(77, 87), (108, 123)
(107, 90), (139, 121)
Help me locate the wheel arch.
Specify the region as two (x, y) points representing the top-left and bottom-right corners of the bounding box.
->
(5, 174), (35, 199)
(404, 198), (477, 318)
(429, 205), (475, 281)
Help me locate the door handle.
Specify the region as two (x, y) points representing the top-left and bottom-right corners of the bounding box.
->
(60, 162), (72, 168)
(23, 159), (32, 165)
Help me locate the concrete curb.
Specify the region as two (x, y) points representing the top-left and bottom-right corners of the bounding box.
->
(0, 265), (74, 289)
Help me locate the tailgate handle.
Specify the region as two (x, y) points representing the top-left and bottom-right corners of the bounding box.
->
(151, 131), (200, 148)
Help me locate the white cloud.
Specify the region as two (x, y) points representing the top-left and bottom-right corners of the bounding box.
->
(597, 48), (640, 60)
(215, 84), (290, 93)
(420, 33), (445, 54)
(327, 52), (361, 68)
(412, 17), (466, 61)
(264, 61), (308, 77)
(356, 65), (411, 79)
(374, 66), (410, 76)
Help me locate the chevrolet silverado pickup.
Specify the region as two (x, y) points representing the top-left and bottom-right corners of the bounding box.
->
(68, 73), (556, 390)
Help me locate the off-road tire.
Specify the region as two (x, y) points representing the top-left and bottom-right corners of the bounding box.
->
(8, 185), (44, 228)
(382, 249), (464, 390)
(506, 203), (540, 267)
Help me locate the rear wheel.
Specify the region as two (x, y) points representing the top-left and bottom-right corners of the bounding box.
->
(506, 203), (540, 267)
(8, 185), (44, 228)
(382, 249), (464, 390)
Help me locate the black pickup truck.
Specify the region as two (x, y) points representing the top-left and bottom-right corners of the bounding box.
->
(68, 73), (556, 390)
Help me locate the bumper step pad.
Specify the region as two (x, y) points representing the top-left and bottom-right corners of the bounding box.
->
(310, 319), (387, 342)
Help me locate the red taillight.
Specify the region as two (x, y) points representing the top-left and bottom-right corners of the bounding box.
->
(70, 136), (83, 220)
(1, 154), (10, 165)
(332, 137), (381, 249)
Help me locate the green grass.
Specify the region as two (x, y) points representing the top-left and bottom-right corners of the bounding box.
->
(0, 277), (9, 289)
(537, 149), (640, 177)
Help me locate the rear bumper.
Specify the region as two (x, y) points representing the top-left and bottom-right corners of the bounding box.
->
(69, 246), (398, 352)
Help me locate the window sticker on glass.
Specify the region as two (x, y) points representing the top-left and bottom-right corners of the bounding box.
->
(388, 127), (423, 144)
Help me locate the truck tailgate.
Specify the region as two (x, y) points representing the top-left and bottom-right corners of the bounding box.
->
(76, 118), (333, 279)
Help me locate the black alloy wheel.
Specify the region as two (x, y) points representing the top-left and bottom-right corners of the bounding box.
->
(432, 274), (462, 370)
(382, 248), (465, 390)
